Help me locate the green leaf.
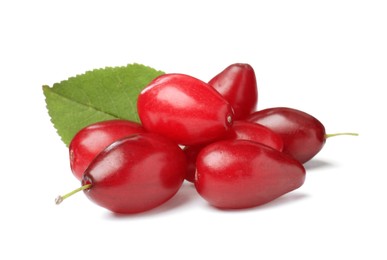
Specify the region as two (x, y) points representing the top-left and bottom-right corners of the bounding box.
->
(43, 63), (164, 146)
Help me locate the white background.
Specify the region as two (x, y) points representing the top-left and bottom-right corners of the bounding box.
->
(1, 0), (386, 259)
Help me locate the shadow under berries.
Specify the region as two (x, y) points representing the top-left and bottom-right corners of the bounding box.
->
(304, 159), (336, 171)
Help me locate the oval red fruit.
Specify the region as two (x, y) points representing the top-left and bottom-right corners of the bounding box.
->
(137, 73), (234, 145)
(195, 140), (305, 209)
(247, 107), (326, 163)
(183, 121), (284, 183)
(208, 63), (258, 119)
(69, 120), (145, 180)
(82, 133), (187, 214)
(226, 121), (284, 151)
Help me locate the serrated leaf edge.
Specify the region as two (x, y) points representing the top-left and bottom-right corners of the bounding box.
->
(51, 63), (164, 89)
(42, 63), (164, 146)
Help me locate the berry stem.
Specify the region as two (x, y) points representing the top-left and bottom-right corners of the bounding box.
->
(55, 184), (92, 205)
(325, 132), (359, 138)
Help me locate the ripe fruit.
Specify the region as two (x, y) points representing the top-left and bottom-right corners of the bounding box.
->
(137, 73), (234, 145)
(183, 121), (284, 183)
(247, 107), (357, 163)
(226, 121), (284, 151)
(183, 144), (206, 183)
(53, 63), (358, 215)
(208, 63), (258, 119)
(195, 140), (306, 209)
(247, 107), (325, 163)
(69, 120), (145, 180)
(57, 133), (187, 214)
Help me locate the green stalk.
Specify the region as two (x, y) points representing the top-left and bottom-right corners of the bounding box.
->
(55, 184), (92, 205)
(325, 132), (359, 138)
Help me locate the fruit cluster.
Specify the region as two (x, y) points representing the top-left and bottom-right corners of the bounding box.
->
(56, 63), (357, 214)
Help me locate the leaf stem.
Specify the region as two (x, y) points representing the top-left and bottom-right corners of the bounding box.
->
(325, 132), (359, 139)
(55, 184), (92, 205)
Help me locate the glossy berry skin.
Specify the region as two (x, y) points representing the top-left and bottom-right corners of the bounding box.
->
(137, 73), (234, 145)
(208, 63), (258, 119)
(81, 133), (187, 214)
(183, 144), (206, 183)
(247, 107), (326, 163)
(183, 121), (283, 183)
(226, 121), (284, 151)
(69, 120), (145, 181)
(195, 140), (305, 209)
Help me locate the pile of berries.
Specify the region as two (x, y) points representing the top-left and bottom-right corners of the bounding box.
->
(56, 63), (356, 214)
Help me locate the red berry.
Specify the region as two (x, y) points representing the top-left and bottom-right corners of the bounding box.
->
(183, 121), (284, 183)
(137, 73), (234, 145)
(226, 121), (284, 151)
(183, 144), (206, 183)
(208, 63), (258, 119)
(247, 107), (325, 163)
(81, 133), (187, 214)
(69, 120), (145, 181)
(195, 140), (305, 209)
